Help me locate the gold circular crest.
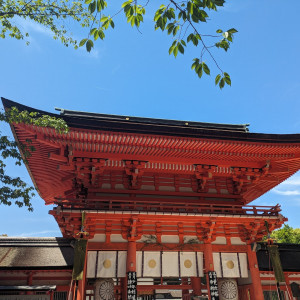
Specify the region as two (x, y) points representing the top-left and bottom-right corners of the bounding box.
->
(103, 259), (112, 269)
(226, 260), (234, 269)
(184, 259), (192, 269)
(148, 259), (156, 269)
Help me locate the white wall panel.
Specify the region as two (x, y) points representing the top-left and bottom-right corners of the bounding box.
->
(162, 252), (179, 277)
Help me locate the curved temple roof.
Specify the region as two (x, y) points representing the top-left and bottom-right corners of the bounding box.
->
(2, 97), (300, 207)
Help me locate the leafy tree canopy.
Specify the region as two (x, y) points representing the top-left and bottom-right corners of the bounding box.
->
(0, 107), (68, 211)
(0, 0), (237, 88)
(268, 225), (300, 244)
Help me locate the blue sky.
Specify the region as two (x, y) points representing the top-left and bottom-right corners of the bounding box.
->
(1, 0), (300, 236)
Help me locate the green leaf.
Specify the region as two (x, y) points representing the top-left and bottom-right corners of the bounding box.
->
(202, 62), (210, 75)
(94, 30), (99, 40)
(167, 24), (174, 35)
(98, 30), (105, 40)
(121, 1), (130, 8)
(225, 77), (231, 86)
(227, 28), (238, 34)
(219, 77), (225, 89)
(192, 35), (198, 46)
(100, 16), (108, 22)
(79, 38), (88, 47)
(191, 61), (198, 70)
(187, 1), (193, 14)
(88, 1), (96, 14)
(224, 73), (231, 86)
(197, 65), (203, 78)
(154, 12), (161, 22)
(173, 25), (180, 36)
(169, 45), (175, 55)
(90, 28), (97, 35)
(216, 39), (230, 52)
(178, 43), (184, 54)
(215, 74), (221, 85)
(216, 29), (223, 33)
(86, 39), (94, 52)
(173, 46), (178, 58)
(131, 16), (135, 27)
(187, 33), (194, 43)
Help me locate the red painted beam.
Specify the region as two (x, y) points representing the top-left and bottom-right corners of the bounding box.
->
(87, 242), (248, 252)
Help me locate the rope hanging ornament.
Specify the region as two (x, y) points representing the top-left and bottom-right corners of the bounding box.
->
(265, 220), (272, 242)
(76, 211), (89, 238)
(72, 239), (88, 280)
(72, 211), (89, 281)
(265, 221), (286, 300)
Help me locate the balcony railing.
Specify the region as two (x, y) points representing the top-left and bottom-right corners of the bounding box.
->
(60, 198), (282, 216)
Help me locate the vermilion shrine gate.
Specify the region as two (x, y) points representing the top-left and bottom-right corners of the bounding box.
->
(2, 98), (300, 300)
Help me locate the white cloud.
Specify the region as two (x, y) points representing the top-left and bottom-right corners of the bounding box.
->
(281, 175), (300, 186)
(271, 173), (300, 196)
(15, 16), (102, 59)
(273, 190), (300, 196)
(17, 17), (52, 37)
(15, 230), (60, 237)
(96, 86), (111, 92)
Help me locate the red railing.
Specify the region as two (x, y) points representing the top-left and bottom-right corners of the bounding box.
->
(61, 197), (281, 216)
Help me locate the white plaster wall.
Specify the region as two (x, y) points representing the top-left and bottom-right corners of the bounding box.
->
(161, 235), (179, 243)
(212, 236), (227, 245)
(90, 234), (106, 242)
(110, 234), (128, 242)
(231, 237), (246, 245)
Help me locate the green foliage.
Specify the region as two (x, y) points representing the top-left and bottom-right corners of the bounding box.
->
(0, 0), (237, 87)
(0, 0), (93, 47)
(0, 107), (68, 211)
(268, 225), (300, 244)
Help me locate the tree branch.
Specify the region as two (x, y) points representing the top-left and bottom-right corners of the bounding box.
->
(169, 0), (224, 74)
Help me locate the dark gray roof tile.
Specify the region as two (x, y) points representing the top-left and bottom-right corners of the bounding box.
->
(0, 238), (73, 269)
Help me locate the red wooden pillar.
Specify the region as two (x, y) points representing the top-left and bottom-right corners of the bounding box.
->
(125, 240), (137, 299)
(247, 244), (264, 300)
(127, 241), (137, 272)
(204, 243), (214, 300)
(284, 273), (293, 300)
(76, 242), (88, 300)
(191, 277), (202, 296)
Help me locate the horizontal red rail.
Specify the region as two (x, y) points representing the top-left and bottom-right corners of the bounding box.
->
(56, 198), (281, 216)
